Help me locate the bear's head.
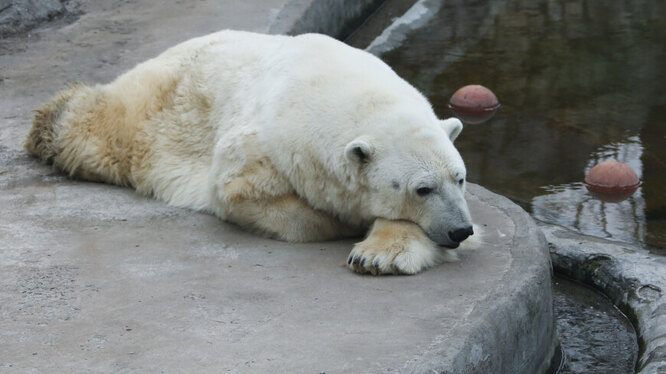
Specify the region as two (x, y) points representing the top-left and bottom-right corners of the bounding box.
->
(345, 117), (473, 248)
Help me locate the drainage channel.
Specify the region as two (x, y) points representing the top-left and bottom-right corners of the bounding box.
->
(553, 275), (638, 373)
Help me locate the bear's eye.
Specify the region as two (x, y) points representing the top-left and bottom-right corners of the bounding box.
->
(416, 187), (433, 197)
(458, 178), (465, 186)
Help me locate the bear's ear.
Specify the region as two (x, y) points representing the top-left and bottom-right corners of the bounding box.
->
(344, 137), (374, 164)
(440, 118), (463, 142)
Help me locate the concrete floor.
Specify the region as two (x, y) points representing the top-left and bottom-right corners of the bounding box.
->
(0, 1), (556, 372)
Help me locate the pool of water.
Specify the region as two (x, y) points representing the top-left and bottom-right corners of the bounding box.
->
(348, 0), (666, 253)
(552, 276), (637, 373)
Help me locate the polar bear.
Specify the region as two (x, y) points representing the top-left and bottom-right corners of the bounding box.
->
(25, 30), (474, 275)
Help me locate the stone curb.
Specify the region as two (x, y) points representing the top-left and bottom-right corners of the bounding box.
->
(540, 222), (666, 374)
(364, 0), (442, 56)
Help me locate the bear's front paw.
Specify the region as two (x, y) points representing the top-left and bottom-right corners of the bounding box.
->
(346, 219), (454, 275)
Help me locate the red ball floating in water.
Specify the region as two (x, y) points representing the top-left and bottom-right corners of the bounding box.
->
(584, 160), (641, 203)
(448, 85), (501, 124)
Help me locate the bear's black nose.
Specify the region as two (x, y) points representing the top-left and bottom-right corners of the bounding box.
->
(448, 226), (474, 243)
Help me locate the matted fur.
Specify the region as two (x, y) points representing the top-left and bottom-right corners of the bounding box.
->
(25, 30), (475, 275)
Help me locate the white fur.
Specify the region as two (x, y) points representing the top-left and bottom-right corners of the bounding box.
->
(30, 30), (474, 275)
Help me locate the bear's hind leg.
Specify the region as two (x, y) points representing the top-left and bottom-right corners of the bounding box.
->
(25, 84), (139, 186)
(347, 219), (457, 275)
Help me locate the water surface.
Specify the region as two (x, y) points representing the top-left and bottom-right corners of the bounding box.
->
(552, 276), (637, 373)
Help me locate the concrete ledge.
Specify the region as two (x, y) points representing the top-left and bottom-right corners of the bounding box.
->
(541, 223), (666, 374)
(0, 158), (557, 373)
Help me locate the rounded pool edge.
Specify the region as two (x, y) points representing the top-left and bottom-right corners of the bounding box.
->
(540, 222), (666, 373)
(406, 184), (559, 374)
